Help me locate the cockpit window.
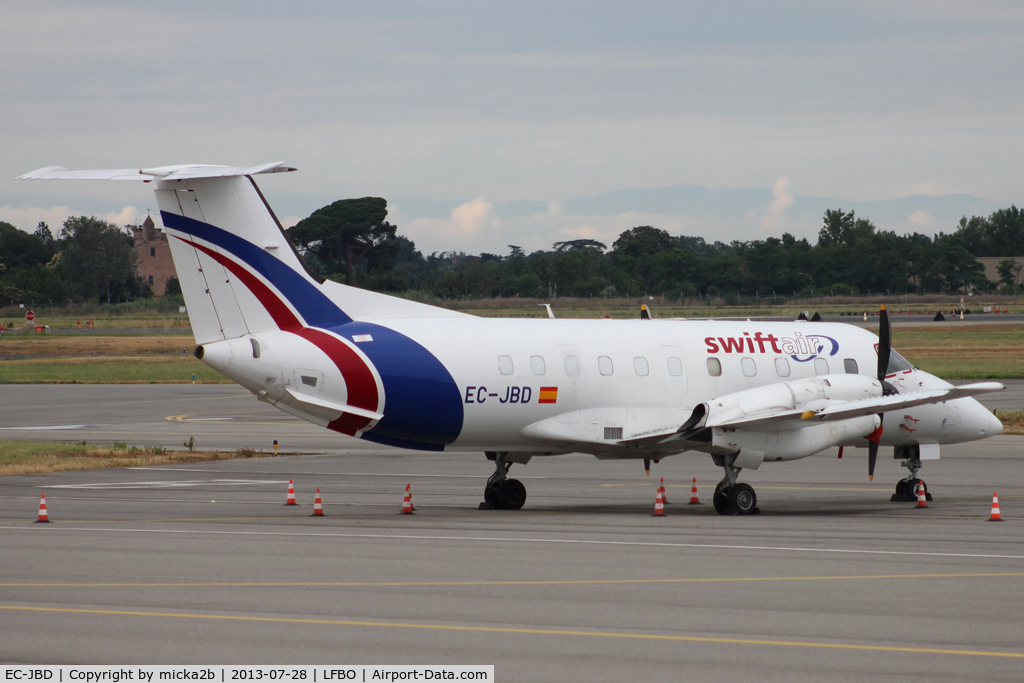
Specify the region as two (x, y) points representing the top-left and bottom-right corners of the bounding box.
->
(886, 350), (914, 375)
(876, 344), (914, 375)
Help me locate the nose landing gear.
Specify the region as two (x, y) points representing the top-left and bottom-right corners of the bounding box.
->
(481, 452), (527, 510)
(891, 447), (933, 502)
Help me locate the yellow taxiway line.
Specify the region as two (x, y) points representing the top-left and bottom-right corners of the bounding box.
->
(1, 604), (1022, 659)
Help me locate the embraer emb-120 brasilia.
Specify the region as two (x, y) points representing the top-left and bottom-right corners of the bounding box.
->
(18, 162), (1005, 514)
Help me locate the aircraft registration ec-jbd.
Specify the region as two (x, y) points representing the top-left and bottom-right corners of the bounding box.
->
(18, 162), (1006, 514)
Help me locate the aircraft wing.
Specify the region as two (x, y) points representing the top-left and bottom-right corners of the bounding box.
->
(710, 381), (1004, 431)
(16, 162), (295, 182)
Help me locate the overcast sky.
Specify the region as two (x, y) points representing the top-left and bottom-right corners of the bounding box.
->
(2, 1), (1022, 253)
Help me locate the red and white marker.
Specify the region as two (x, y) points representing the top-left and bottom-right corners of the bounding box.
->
(688, 477), (701, 505)
(310, 488), (325, 517)
(652, 488), (665, 517)
(400, 485), (414, 515)
(284, 479), (297, 506)
(989, 492), (1003, 522)
(35, 494), (50, 523)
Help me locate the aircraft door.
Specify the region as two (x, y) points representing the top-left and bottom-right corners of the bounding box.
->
(660, 345), (687, 398)
(555, 344), (585, 423)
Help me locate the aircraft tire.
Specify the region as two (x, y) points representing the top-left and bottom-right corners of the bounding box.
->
(713, 485), (733, 515)
(895, 480), (906, 495)
(498, 479), (527, 510)
(727, 483), (757, 515)
(484, 484), (499, 508)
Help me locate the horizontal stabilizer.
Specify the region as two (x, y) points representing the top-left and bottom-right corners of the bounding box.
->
(16, 162), (295, 182)
(713, 382), (1004, 430)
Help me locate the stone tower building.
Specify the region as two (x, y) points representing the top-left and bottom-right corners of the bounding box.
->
(132, 215), (176, 296)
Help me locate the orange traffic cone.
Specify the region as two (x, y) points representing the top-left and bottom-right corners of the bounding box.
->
(34, 493), (51, 523)
(310, 488), (325, 516)
(284, 479), (297, 506)
(652, 488), (665, 517)
(405, 483), (417, 511)
(916, 481), (928, 508)
(988, 492), (1004, 522)
(400, 485), (414, 515)
(688, 477), (701, 505)
(659, 477), (669, 504)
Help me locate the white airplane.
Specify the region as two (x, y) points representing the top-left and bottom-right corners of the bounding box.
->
(18, 163), (1005, 514)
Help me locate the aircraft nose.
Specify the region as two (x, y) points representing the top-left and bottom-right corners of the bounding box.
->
(964, 399), (1002, 438)
(987, 410), (1004, 437)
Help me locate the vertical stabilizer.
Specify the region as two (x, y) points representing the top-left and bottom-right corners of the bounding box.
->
(155, 175), (338, 344)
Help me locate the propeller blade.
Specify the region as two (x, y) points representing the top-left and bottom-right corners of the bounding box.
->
(877, 304), (891, 381)
(866, 422), (884, 481)
(868, 440), (878, 481)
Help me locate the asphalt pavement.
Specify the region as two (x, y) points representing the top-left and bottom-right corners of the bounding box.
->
(1, 386), (1023, 680)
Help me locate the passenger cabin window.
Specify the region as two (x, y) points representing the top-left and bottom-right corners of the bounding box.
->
(775, 357), (790, 377)
(598, 356), (614, 376)
(498, 355), (514, 375)
(706, 358), (722, 376)
(531, 356), (546, 375)
(564, 356), (580, 376)
(667, 357), (683, 376)
(844, 358), (859, 374)
(814, 357), (829, 375)
(741, 357), (756, 377)
(633, 357), (649, 376)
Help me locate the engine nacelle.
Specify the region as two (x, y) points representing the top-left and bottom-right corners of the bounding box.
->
(702, 374), (882, 428)
(679, 375), (884, 464)
(714, 414), (881, 463)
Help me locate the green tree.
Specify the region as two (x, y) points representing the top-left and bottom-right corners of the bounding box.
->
(996, 259), (1023, 287)
(288, 197), (399, 287)
(60, 216), (139, 303)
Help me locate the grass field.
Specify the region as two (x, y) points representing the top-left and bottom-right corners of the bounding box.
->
(0, 440), (284, 475)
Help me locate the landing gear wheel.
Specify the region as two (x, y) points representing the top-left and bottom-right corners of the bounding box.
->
(727, 483), (758, 515)
(908, 478), (932, 501)
(713, 483), (733, 515)
(484, 484), (499, 507)
(496, 479), (527, 510)
(894, 480), (906, 496)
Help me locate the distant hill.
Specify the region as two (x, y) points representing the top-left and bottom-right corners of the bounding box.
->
(392, 185), (1003, 226)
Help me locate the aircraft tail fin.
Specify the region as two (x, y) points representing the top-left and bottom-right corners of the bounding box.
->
(19, 163), (471, 345)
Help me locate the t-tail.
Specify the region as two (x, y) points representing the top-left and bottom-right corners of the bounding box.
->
(16, 163), (466, 345)
(17, 163), (468, 451)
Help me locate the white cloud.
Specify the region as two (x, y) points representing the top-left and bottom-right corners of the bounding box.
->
(451, 198), (500, 235)
(761, 177), (793, 228)
(0, 205), (152, 233)
(908, 210), (934, 225)
(0, 205), (76, 232)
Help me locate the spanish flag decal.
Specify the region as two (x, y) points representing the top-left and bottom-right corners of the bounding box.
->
(538, 386), (558, 404)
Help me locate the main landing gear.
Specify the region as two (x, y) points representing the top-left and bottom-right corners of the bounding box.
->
(711, 453), (759, 515)
(481, 452), (527, 510)
(891, 447), (933, 502)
